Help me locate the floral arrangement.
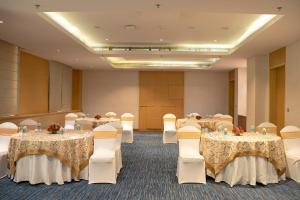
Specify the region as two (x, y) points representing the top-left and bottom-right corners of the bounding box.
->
(195, 115), (202, 120)
(233, 126), (245, 136)
(94, 114), (101, 120)
(47, 124), (60, 134)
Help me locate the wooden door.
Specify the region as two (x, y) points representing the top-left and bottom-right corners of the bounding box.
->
(269, 66), (285, 132)
(139, 71), (184, 130)
(228, 80), (235, 118)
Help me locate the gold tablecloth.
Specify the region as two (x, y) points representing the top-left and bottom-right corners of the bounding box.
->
(76, 117), (120, 128)
(176, 118), (218, 130)
(8, 131), (94, 179)
(200, 132), (286, 177)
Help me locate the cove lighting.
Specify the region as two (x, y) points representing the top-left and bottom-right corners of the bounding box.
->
(42, 13), (278, 55)
(106, 57), (219, 69)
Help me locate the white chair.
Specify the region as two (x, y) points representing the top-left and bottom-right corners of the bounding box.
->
(105, 112), (117, 119)
(121, 113), (134, 143)
(280, 126), (300, 182)
(257, 122), (277, 135)
(76, 112), (86, 118)
(215, 121), (233, 132)
(0, 122), (18, 178)
(163, 113), (177, 144)
(19, 119), (38, 131)
(76, 119), (93, 131)
(107, 121), (123, 174)
(176, 126), (206, 184)
(65, 113), (78, 130)
(89, 124), (118, 184)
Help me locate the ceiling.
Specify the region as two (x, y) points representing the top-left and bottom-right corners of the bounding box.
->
(0, 0), (300, 71)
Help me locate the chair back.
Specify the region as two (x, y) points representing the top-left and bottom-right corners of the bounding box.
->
(76, 119), (93, 131)
(121, 113), (134, 131)
(107, 121), (123, 147)
(257, 122), (277, 134)
(65, 113), (78, 127)
(216, 121), (233, 131)
(105, 112), (117, 118)
(19, 119), (38, 131)
(0, 122), (18, 135)
(177, 126), (201, 154)
(280, 126), (300, 153)
(163, 113), (176, 131)
(93, 124), (117, 151)
(181, 120), (201, 130)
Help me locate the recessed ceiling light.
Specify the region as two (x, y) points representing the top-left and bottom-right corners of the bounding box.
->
(277, 6), (283, 11)
(159, 38), (164, 42)
(124, 24), (137, 30)
(0, 20), (3, 24)
(214, 40), (218, 42)
(56, 49), (61, 53)
(221, 26), (229, 30)
(94, 25), (100, 29)
(105, 38), (109, 41)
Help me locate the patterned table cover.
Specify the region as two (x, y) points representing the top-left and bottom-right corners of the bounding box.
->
(76, 117), (120, 128)
(200, 132), (286, 177)
(176, 118), (218, 130)
(7, 130), (94, 179)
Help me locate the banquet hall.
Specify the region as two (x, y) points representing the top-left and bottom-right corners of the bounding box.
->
(0, 0), (300, 199)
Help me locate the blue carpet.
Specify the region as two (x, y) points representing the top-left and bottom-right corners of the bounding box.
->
(0, 132), (299, 200)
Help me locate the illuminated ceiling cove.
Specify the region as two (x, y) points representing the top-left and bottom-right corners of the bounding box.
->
(41, 12), (280, 69)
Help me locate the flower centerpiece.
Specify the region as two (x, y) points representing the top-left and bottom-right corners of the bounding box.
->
(47, 124), (60, 134)
(94, 114), (101, 120)
(195, 115), (202, 120)
(233, 126), (245, 136)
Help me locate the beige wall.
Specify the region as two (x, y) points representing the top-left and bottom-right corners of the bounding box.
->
(0, 40), (19, 117)
(184, 71), (228, 116)
(246, 55), (269, 129)
(82, 70), (139, 128)
(286, 40), (300, 127)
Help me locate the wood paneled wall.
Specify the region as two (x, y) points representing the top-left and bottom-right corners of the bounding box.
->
(19, 51), (49, 114)
(72, 70), (82, 110)
(269, 47), (286, 132)
(139, 71), (184, 130)
(0, 40), (19, 116)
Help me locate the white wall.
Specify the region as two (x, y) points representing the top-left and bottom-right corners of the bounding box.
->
(286, 40), (300, 127)
(82, 70), (139, 128)
(184, 71), (228, 116)
(246, 55), (269, 129)
(237, 68), (247, 117)
(0, 40), (19, 116)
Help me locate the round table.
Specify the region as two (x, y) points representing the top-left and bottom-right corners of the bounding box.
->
(200, 132), (287, 186)
(176, 118), (218, 130)
(8, 130), (94, 184)
(76, 117), (120, 128)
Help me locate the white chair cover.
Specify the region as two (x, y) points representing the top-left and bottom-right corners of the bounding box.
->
(0, 122), (18, 178)
(121, 113), (134, 143)
(257, 122), (277, 134)
(65, 113), (78, 129)
(181, 121), (201, 130)
(89, 124), (117, 184)
(107, 121), (123, 173)
(219, 114), (233, 123)
(281, 126), (300, 182)
(176, 126), (206, 184)
(163, 113), (177, 144)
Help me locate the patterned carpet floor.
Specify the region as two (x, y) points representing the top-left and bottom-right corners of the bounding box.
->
(0, 132), (299, 200)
